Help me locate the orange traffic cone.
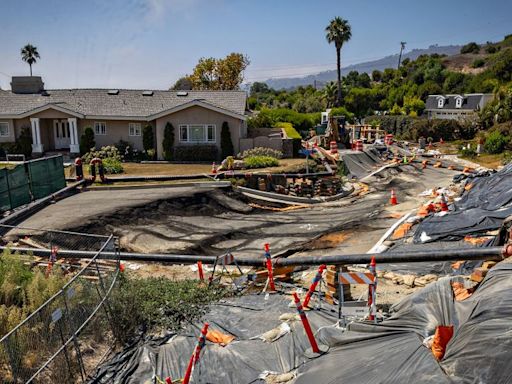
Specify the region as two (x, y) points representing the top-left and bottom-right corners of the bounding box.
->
(440, 194), (449, 212)
(390, 189), (398, 205)
(211, 162), (217, 174)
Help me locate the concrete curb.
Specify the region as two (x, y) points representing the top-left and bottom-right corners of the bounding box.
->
(86, 181), (232, 191)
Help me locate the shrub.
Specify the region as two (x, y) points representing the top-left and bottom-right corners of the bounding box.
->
(274, 122), (301, 139)
(220, 121), (234, 159)
(82, 145), (122, 163)
(460, 147), (477, 158)
(484, 131), (508, 154)
(238, 147), (283, 159)
(110, 275), (225, 343)
(485, 45), (497, 54)
(174, 145), (218, 162)
(114, 140), (144, 161)
(472, 58), (485, 68)
(16, 127), (33, 158)
(79, 127), (95, 155)
(102, 157), (124, 174)
(247, 108), (320, 131)
(142, 125), (154, 153)
(162, 122), (174, 161)
(460, 42), (480, 54)
(244, 155), (279, 169)
(502, 151), (512, 165)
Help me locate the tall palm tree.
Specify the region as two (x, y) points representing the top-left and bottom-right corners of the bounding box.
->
(322, 81), (337, 108)
(325, 17), (352, 106)
(21, 44), (40, 76)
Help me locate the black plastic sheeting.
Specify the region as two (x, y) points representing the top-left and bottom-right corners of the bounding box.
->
(341, 148), (383, 179)
(295, 259), (512, 384)
(413, 163), (512, 243)
(89, 294), (340, 383)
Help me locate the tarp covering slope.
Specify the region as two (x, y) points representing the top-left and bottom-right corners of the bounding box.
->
(413, 163), (512, 243)
(295, 259), (512, 384)
(340, 148), (383, 179)
(89, 294), (340, 383)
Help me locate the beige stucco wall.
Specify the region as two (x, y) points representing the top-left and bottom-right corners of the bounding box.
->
(78, 119), (148, 151)
(31, 109), (74, 120)
(155, 105), (243, 160)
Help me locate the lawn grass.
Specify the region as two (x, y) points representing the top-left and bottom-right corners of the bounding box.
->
(66, 158), (306, 178)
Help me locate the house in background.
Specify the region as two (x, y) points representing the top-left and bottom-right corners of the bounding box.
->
(0, 76), (248, 159)
(425, 93), (493, 121)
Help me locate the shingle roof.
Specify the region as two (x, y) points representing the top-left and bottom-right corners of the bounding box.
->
(0, 89), (247, 119)
(425, 93), (492, 111)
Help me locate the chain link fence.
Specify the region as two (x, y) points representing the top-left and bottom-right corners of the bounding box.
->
(0, 225), (120, 383)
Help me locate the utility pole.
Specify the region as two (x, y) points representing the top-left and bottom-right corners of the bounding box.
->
(398, 41), (406, 68)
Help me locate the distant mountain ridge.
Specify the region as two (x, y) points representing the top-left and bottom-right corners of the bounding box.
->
(263, 44), (462, 90)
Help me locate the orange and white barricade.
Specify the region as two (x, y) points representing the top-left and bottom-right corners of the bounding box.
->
(338, 267), (377, 324)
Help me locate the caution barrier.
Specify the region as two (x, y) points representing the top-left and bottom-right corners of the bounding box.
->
(338, 257), (377, 323)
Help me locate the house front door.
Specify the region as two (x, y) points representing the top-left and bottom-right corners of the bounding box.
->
(53, 120), (71, 150)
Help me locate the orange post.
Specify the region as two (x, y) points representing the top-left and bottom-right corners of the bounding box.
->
(264, 243), (276, 291)
(368, 256), (377, 322)
(197, 261), (204, 281)
(183, 323), (209, 384)
(292, 292), (320, 354)
(303, 264), (326, 308)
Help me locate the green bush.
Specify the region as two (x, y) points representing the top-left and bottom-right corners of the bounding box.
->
(0, 249), (66, 337)
(460, 147), (477, 158)
(82, 145), (122, 163)
(174, 145), (218, 162)
(485, 131), (508, 154)
(244, 155), (279, 169)
(110, 275), (225, 343)
(102, 157), (124, 174)
(247, 108), (320, 131)
(238, 147), (283, 159)
(472, 58), (485, 68)
(0, 142), (20, 159)
(162, 122), (174, 161)
(485, 45), (497, 54)
(79, 127), (95, 155)
(274, 122), (302, 139)
(16, 127), (33, 158)
(460, 42), (480, 54)
(142, 125), (154, 157)
(220, 121), (234, 159)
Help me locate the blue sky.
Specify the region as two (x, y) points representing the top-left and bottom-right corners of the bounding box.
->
(1, 0), (511, 90)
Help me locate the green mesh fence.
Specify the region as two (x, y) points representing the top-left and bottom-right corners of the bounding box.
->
(7, 165), (31, 209)
(27, 156), (66, 200)
(0, 168), (10, 212)
(0, 165), (32, 213)
(0, 156), (66, 213)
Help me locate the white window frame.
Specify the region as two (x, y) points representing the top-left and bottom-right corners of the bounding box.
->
(455, 97), (463, 108)
(0, 122), (9, 137)
(178, 124), (216, 143)
(437, 98), (445, 108)
(129, 122), (142, 137)
(94, 122), (107, 135)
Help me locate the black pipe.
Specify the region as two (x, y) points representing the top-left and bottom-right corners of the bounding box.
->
(0, 246), (505, 267)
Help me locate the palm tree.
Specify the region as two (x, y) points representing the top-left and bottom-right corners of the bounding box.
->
(325, 17), (352, 106)
(322, 81), (337, 108)
(21, 44), (40, 76)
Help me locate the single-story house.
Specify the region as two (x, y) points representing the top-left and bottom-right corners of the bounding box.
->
(0, 76), (248, 159)
(425, 93), (493, 121)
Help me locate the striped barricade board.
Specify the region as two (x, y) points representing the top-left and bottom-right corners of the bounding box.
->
(339, 272), (375, 285)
